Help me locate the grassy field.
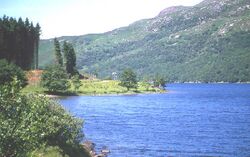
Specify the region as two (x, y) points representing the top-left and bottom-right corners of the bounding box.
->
(22, 79), (165, 95)
(73, 80), (164, 95)
(21, 84), (46, 94)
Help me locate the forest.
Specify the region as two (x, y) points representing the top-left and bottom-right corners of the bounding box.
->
(39, 0), (250, 82)
(0, 15), (40, 70)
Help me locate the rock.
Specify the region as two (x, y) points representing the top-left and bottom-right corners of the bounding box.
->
(101, 149), (110, 154)
(82, 141), (96, 152)
(94, 155), (106, 157)
(82, 141), (110, 157)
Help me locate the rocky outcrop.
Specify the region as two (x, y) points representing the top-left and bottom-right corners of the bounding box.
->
(82, 141), (110, 157)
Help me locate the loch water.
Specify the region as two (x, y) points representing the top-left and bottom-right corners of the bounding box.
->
(60, 84), (250, 157)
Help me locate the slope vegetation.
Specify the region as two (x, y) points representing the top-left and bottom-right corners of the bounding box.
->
(39, 0), (250, 82)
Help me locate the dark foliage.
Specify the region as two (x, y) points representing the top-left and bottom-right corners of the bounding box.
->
(39, 0), (250, 82)
(0, 82), (89, 157)
(40, 64), (69, 92)
(0, 15), (40, 70)
(119, 68), (138, 91)
(0, 59), (27, 87)
(62, 42), (77, 76)
(54, 38), (63, 66)
(153, 74), (166, 88)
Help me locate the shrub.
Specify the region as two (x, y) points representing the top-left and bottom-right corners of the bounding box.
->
(40, 64), (70, 92)
(71, 75), (82, 92)
(154, 75), (167, 88)
(140, 81), (151, 91)
(0, 59), (27, 87)
(0, 81), (88, 157)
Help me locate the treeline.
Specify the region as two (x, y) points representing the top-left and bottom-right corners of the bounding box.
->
(54, 38), (77, 76)
(0, 15), (40, 70)
(38, 38), (79, 94)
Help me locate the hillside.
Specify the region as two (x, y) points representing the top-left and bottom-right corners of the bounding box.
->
(39, 0), (250, 82)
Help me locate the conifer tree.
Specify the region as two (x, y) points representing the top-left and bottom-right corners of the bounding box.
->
(54, 38), (63, 66)
(0, 15), (41, 70)
(62, 41), (77, 76)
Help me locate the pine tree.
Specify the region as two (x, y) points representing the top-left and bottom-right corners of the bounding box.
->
(68, 43), (76, 68)
(0, 15), (40, 70)
(62, 41), (77, 76)
(34, 23), (41, 69)
(54, 38), (63, 66)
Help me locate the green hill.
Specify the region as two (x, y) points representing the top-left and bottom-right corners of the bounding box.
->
(39, 0), (250, 82)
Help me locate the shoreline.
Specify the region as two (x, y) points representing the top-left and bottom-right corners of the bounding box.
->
(171, 82), (250, 84)
(78, 90), (167, 96)
(45, 90), (167, 97)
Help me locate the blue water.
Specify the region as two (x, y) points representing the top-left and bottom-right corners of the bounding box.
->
(60, 84), (250, 157)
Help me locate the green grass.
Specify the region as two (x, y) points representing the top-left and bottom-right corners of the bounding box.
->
(22, 79), (165, 95)
(21, 84), (45, 94)
(71, 80), (165, 95)
(75, 80), (127, 94)
(27, 145), (91, 157)
(27, 146), (64, 157)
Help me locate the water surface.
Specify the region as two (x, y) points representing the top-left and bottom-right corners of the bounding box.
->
(60, 84), (250, 157)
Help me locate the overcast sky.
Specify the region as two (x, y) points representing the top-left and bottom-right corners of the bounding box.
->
(1, 0), (203, 39)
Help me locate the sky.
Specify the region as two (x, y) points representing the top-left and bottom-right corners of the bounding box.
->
(1, 0), (203, 39)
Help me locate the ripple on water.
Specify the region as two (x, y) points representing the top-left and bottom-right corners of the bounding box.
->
(60, 84), (250, 157)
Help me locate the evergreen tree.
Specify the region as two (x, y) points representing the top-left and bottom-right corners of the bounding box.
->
(68, 43), (76, 68)
(34, 23), (40, 69)
(63, 41), (77, 76)
(0, 15), (41, 70)
(54, 38), (63, 66)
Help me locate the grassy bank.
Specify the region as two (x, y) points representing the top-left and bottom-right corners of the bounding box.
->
(27, 145), (91, 157)
(74, 80), (165, 95)
(22, 79), (166, 95)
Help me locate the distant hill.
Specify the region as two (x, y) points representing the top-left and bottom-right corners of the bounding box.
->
(39, 0), (250, 82)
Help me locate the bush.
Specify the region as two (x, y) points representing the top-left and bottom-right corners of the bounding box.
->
(119, 68), (138, 91)
(0, 59), (27, 87)
(140, 81), (151, 91)
(0, 81), (89, 157)
(40, 64), (70, 92)
(71, 75), (82, 92)
(28, 146), (64, 157)
(28, 145), (90, 157)
(154, 75), (167, 88)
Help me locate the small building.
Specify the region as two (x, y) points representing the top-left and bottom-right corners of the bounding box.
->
(112, 72), (118, 80)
